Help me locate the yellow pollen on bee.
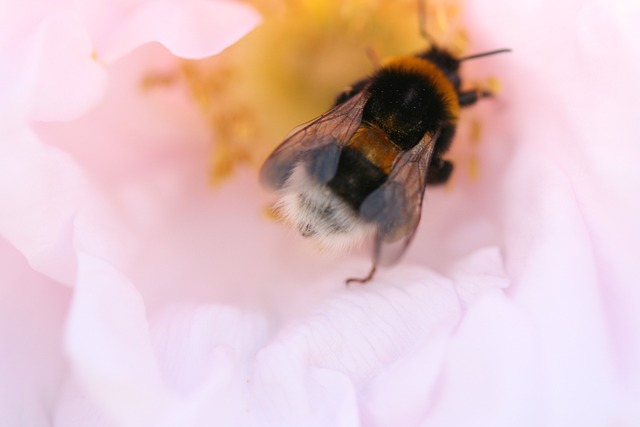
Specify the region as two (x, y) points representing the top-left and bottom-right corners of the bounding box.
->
(484, 76), (502, 95)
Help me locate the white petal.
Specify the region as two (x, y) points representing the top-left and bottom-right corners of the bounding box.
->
(0, 238), (70, 426)
(65, 252), (173, 426)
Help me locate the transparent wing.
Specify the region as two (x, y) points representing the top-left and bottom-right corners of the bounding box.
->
(359, 129), (440, 266)
(260, 90), (371, 189)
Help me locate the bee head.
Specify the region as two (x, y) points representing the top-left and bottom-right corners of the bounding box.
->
(416, 46), (462, 90)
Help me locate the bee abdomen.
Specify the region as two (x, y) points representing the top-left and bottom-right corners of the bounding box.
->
(327, 146), (388, 212)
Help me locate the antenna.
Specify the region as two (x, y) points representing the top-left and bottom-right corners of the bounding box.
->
(460, 48), (512, 61)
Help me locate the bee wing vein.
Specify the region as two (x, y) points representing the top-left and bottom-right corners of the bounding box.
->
(260, 90), (371, 189)
(361, 129), (440, 266)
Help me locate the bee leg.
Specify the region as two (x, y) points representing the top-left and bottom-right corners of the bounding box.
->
(426, 158), (453, 185)
(345, 265), (377, 285)
(458, 89), (493, 107)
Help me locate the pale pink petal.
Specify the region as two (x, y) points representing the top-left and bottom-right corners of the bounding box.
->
(72, 164), (335, 310)
(58, 281), (266, 425)
(0, 129), (87, 284)
(150, 306), (267, 425)
(54, 379), (119, 427)
(35, 43), (211, 186)
(501, 156), (628, 425)
(447, 246), (509, 306)
(0, 237), (70, 426)
(95, 0), (261, 62)
(463, 0), (640, 422)
(0, 0), (259, 124)
(26, 11), (108, 122)
(249, 268), (462, 426)
(423, 292), (540, 427)
(64, 252), (173, 426)
(0, 10), (107, 123)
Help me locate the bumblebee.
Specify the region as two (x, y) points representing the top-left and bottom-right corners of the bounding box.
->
(261, 30), (509, 283)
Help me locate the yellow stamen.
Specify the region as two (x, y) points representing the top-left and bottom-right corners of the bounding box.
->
(484, 76), (502, 95)
(469, 118), (482, 145)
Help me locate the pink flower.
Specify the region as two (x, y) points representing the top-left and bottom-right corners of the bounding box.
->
(1, 0), (639, 426)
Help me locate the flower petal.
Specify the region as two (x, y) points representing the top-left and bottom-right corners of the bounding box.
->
(244, 268), (459, 426)
(0, 9), (107, 123)
(96, 0), (261, 62)
(150, 305), (268, 425)
(464, 0), (640, 420)
(502, 158), (627, 425)
(423, 292), (540, 427)
(0, 237), (70, 426)
(0, 129), (87, 284)
(26, 11), (108, 122)
(65, 252), (173, 426)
